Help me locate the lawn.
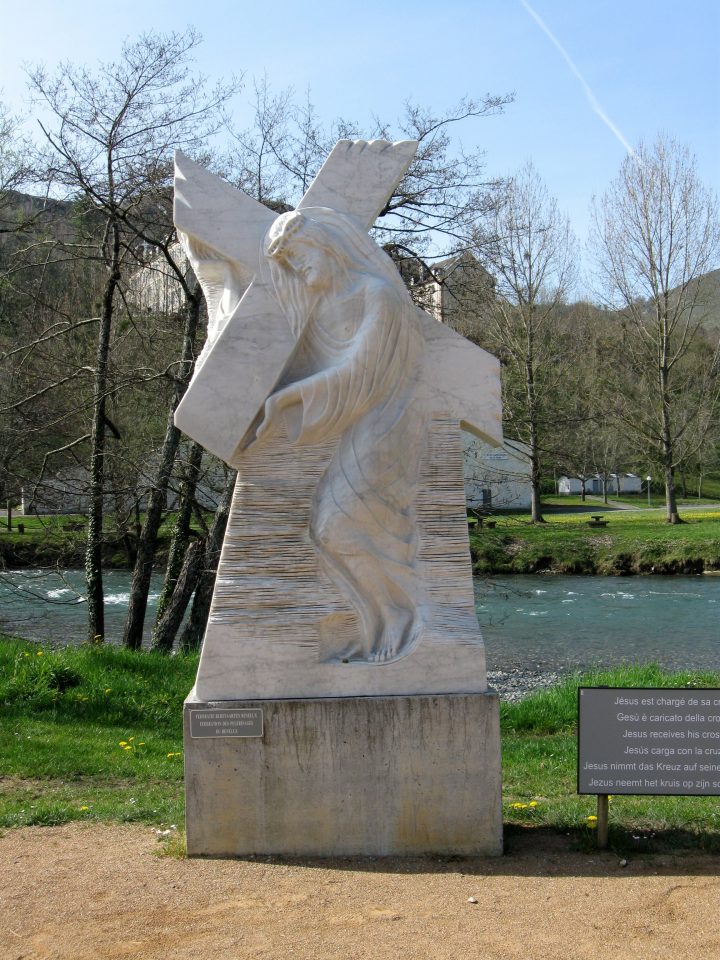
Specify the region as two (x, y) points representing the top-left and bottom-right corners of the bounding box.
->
(0, 511), (206, 568)
(471, 507), (720, 575)
(1, 637), (718, 853)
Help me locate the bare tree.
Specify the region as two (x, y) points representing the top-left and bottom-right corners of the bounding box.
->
(592, 136), (720, 523)
(476, 163), (576, 522)
(27, 30), (236, 642)
(0, 101), (33, 232)
(226, 83), (512, 256)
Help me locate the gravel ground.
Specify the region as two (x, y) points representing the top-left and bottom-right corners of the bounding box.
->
(487, 668), (566, 702)
(3, 823), (719, 960)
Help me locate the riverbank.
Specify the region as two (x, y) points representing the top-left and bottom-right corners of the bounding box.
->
(0, 514), (174, 569)
(470, 508), (720, 575)
(3, 506), (719, 575)
(2, 638), (719, 853)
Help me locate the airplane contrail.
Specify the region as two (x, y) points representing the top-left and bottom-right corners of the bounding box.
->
(520, 0), (636, 157)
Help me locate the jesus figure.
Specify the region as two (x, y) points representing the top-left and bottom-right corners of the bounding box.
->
(243, 207), (428, 664)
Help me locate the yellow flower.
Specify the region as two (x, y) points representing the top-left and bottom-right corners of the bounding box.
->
(128, 737), (135, 742)
(586, 815), (598, 829)
(138, 742), (145, 746)
(79, 805), (89, 811)
(528, 801), (539, 807)
(123, 745), (133, 751)
(105, 688), (112, 694)
(586, 815), (598, 821)
(36, 651), (44, 657)
(119, 741), (127, 747)
(509, 802), (528, 809)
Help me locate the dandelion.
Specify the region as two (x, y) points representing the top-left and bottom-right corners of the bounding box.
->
(119, 741), (127, 747)
(586, 815), (598, 829)
(138, 742), (145, 747)
(105, 688), (112, 694)
(36, 651), (44, 657)
(528, 801), (539, 807)
(79, 806), (89, 811)
(128, 737), (135, 742)
(123, 745), (133, 751)
(509, 802), (528, 810)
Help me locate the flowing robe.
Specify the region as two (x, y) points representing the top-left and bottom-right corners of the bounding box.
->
(271, 273), (426, 662)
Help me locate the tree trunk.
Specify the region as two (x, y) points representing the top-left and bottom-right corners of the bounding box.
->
(179, 469), (236, 654)
(665, 465), (681, 524)
(151, 539), (204, 653)
(151, 440), (204, 642)
(524, 327), (545, 523)
(122, 292), (202, 650)
(659, 327), (681, 524)
(122, 408), (181, 649)
(85, 225), (120, 643)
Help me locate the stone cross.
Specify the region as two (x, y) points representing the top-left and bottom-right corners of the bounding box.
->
(173, 141), (502, 701)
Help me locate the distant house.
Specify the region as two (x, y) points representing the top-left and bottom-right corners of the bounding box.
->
(557, 476), (583, 495)
(463, 435), (532, 511)
(558, 473), (643, 496)
(392, 250), (495, 336)
(25, 460), (230, 516)
(126, 241), (191, 315)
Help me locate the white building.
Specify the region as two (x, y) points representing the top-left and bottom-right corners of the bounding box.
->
(558, 473), (643, 496)
(463, 435), (532, 511)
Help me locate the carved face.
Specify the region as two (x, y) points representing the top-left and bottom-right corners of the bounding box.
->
(280, 238), (335, 293)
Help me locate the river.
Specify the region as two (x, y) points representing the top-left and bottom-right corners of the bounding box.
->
(1, 569), (718, 673)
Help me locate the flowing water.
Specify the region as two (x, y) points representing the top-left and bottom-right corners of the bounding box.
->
(0, 569), (718, 673)
(475, 574), (719, 673)
(0, 569), (167, 647)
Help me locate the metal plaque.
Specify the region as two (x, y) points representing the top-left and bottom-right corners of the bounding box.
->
(189, 708), (263, 739)
(578, 687), (720, 795)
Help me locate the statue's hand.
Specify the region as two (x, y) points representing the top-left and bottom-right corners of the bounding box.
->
(254, 386), (302, 445)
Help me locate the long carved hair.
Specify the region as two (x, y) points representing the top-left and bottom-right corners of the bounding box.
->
(263, 207), (409, 339)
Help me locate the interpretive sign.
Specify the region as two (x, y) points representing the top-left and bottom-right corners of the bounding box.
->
(189, 708), (263, 739)
(578, 687), (720, 796)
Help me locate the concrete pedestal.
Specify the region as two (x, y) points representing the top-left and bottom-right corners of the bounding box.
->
(184, 691), (502, 857)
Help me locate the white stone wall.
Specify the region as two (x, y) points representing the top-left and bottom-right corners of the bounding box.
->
(463, 435), (532, 510)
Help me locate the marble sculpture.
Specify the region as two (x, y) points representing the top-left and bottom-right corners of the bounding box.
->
(173, 140), (502, 700)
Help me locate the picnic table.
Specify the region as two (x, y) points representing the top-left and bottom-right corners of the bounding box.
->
(587, 514), (609, 528)
(468, 515), (496, 530)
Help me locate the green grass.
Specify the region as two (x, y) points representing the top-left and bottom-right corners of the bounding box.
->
(0, 511), (210, 568)
(2, 639), (719, 853)
(501, 664), (720, 853)
(471, 508), (720, 575)
(0, 636), (194, 827)
(543, 493), (720, 509)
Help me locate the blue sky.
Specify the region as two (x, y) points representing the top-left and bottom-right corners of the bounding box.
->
(2, 0), (718, 283)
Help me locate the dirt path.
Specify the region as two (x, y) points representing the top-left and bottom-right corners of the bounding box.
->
(2, 824), (719, 959)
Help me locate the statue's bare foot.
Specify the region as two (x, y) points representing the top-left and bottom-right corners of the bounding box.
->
(368, 607), (417, 664)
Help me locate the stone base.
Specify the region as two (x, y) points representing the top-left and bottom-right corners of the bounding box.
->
(184, 691), (502, 857)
